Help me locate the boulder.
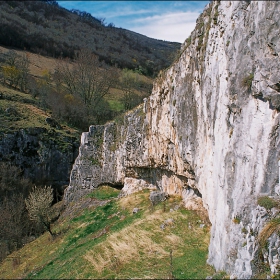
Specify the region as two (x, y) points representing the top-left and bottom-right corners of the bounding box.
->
(149, 191), (168, 205)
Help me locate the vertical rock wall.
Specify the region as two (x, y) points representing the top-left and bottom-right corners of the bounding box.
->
(65, 1), (280, 277)
(0, 127), (79, 190)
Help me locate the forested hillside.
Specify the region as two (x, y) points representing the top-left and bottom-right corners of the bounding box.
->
(0, 0), (180, 77)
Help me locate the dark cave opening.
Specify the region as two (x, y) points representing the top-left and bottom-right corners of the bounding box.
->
(96, 182), (124, 190)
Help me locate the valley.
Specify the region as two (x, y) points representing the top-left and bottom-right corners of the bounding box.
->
(0, 1), (280, 279)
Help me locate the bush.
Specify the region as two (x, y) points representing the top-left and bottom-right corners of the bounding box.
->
(25, 186), (54, 236)
(257, 196), (278, 210)
(0, 163), (42, 261)
(233, 216), (241, 224)
(242, 73), (254, 89)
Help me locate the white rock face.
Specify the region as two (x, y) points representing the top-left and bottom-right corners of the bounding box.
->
(65, 1), (280, 278)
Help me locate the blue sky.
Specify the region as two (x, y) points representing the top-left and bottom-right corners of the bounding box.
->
(57, 1), (209, 43)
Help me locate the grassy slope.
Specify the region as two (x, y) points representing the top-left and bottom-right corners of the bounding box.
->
(0, 45), (153, 117)
(0, 187), (215, 279)
(0, 83), (80, 141)
(0, 45), (78, 136)
(0, 46), (61, 79)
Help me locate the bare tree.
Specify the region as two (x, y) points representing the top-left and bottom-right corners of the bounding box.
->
(0, 162), (30, 197)
(119, 69), (143, 110)
(17, 52), (30, 92)
(0, 194), (28, 258)
(0, 163), (35, 261)
(25, 186), (54, 236)
(55, 49), (119, 109)
(0, 50), (30, 91)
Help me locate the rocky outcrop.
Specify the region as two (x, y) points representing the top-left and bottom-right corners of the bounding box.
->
(0, 127), (79, 193)
(65, 1), (280, 278)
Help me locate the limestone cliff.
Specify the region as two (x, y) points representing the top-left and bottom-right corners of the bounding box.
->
(64, 1), (280, 277)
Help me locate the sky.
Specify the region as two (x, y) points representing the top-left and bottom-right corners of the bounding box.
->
(57, 1), (209, 43)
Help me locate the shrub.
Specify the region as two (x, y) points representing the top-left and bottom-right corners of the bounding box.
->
(213, 4), (219, 25)
(25, 186), (54, 236)
(185, 36), (192, 48)
(242, 73), (254, 89)
(257, 196), (278, 210)
(233, 215), (241, 224)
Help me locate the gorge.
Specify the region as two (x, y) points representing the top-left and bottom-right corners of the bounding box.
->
(64, 1), (280, 278)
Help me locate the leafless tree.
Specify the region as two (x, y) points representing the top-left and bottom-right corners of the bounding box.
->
(0, 195), (26, 252)
(55, 49), (119, 109)
(0, 163), (36, 260)
(0, 50), (30, 91)
(119, 69), (143, 110)
(0, 162), (30, 197)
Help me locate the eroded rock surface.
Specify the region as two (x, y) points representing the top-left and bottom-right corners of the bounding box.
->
(0, 127), (79, 190)
(65, 1), (280, 278)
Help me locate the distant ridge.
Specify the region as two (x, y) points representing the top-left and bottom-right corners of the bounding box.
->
(0, 0), (180, 77)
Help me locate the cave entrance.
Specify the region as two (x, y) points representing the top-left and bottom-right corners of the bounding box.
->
(97, 182), (124, 190)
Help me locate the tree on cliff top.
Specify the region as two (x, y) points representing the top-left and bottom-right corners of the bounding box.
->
(25, 186), (54, 236)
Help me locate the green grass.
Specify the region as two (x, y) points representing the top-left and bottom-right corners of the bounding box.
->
(107, 99), (124, 112)
(0, 84), (79, 134)
(242, 73), (254, 89)
(0, 84), (80, 153)
(87, 186), (121, 200)
(0, 97), (44, 133)
(0, 188), (215, 279)
(212, 271), (228, 279)
(255, 197), (280, 277)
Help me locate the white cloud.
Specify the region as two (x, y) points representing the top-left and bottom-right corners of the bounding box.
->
(99, 8), (152, 19)
(129, 12), (200, 43)
(58, 1), (207, 43)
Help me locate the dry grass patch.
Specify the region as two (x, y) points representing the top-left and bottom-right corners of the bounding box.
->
(84, 224), (168, 273)
(83, 194), (203, 277)
(258, 217), (280, 247)
(25, 104), (49, 118)
(0, 189), (215, 279)
(164, 234), (182, 246)
(118, 190), (150, 211)
(0, 231), (64, 279)
(77, 222), (90, 229)
(0, 45), (66, 78)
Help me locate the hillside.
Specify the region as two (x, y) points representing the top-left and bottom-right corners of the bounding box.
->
(0, 0), (180, 77)
(0, 44), (154, 128)
(0, 187), (218, 279)
(0, 39), (154, 263)
(0, 71), (84, 188)
(0, 41), (155, 189)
